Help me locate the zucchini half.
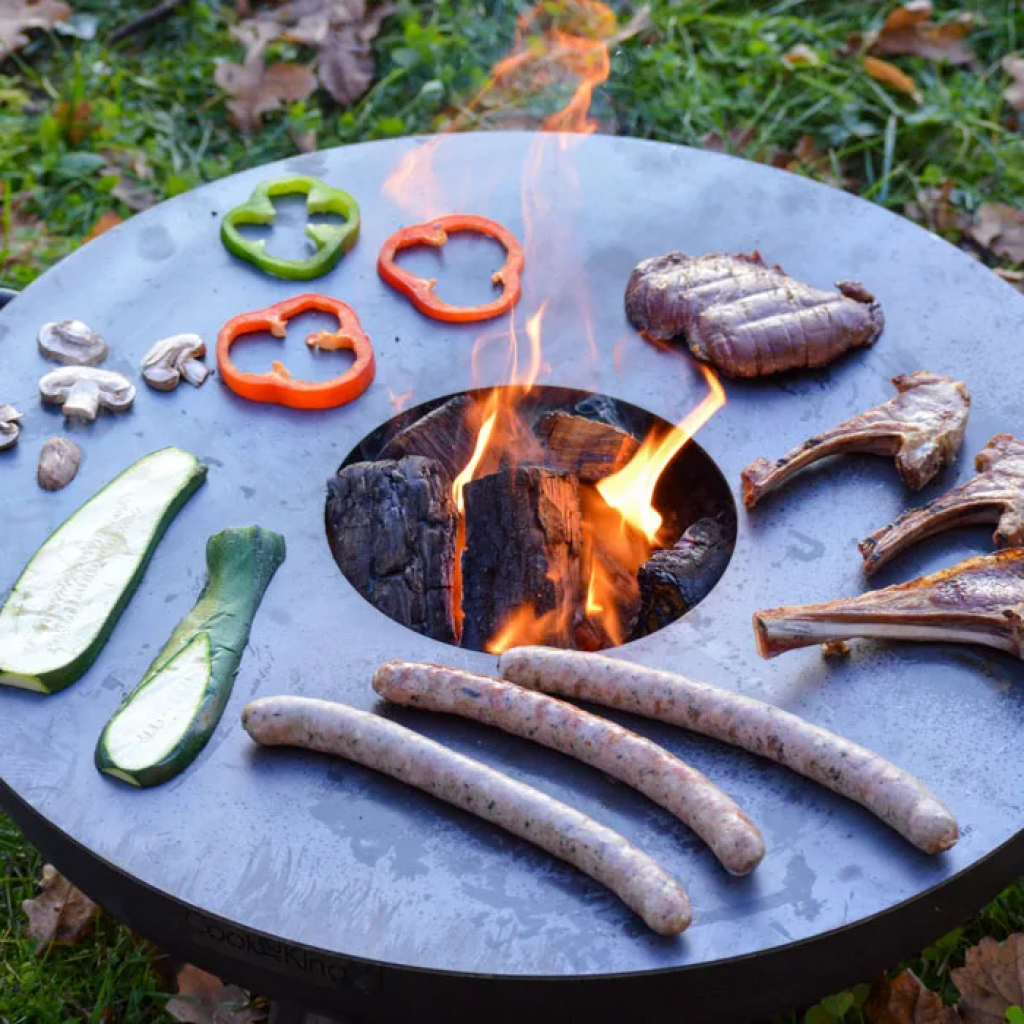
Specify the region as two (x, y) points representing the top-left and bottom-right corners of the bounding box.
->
(0, 447), (207, 694)
(96, 525), (286, 787)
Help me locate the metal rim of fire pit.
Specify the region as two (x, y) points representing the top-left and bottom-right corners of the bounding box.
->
(0, 132), (1022, 1024)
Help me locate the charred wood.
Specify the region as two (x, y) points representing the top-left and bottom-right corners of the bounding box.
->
(326, 456), (457, 643)
(461, 467), (583, 650)
(630, 518), (733, 639)
(535, 411), (640, 483)
(380, 395), (481, 485)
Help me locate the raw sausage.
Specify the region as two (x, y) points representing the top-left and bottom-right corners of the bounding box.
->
(373, 660), (765, 875)
(242, 695), (692, 935)
(498, 647), (958, 855)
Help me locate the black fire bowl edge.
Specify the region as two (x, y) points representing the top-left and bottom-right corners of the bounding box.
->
(0, 131), (1022, 1023)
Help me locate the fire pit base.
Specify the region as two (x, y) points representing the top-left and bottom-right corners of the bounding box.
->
(0, 132), (1022, 1023)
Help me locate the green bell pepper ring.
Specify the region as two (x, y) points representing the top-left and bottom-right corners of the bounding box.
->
(220, 175), (360, 280)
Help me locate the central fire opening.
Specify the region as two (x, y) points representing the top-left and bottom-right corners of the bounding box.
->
(326, 386), (736, 654)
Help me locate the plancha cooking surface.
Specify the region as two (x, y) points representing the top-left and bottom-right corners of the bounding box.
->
(0, 134), (1022, 998)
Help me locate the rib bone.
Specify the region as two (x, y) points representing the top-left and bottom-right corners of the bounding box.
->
(754, 550), (1024, 659)
(861, 434), (1024, 575)
(741, 372), (970, 507)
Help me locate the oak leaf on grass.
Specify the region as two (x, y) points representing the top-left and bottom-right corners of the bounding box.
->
(166, 964), (267, 1024)
(21, 863), (100, 952)
(968, 204), (1024, 264)
(0, 0), (70, 57)
(865, 969), (959, 1023)
(214, 21), (317, 132)
(281, 0), (397, 106)
(856, 1), (975, 65)
(951, 933), (1024, 1024)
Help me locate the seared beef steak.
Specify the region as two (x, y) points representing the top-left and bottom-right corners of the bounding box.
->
(741, 372), (970, 507)
(861, 433), (1024, 575)
(624, 252), (884, 378)
(754, 550), (1024, 660)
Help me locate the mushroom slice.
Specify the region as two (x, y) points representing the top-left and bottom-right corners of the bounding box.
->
(741, 372), (970, 508)
(754, 550), (1024, 660)
(0, 404), (23, 451)
(860, 434), (1024, 575)
(39, 367), (135, 423)
(140, 333), (210, 391)
(38, 320), (108, 366)
(38, 437), (83, 491)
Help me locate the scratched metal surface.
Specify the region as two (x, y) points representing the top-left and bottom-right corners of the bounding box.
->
(0, 132), (1022, 978)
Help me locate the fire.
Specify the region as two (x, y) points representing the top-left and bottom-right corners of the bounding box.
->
(597, 366), (727, 543)
(380, 2), (725, 655)
(388, 387), (413, 413)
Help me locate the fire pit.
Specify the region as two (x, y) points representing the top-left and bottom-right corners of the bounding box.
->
(329, 384), (736, 653)
(0, 132), (1022, 1023)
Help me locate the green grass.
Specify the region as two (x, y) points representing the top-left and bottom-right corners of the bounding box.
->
(1, 1), (1022, 1020)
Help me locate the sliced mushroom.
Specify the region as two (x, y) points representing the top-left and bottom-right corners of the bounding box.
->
(38, 321), (108, 366)
(140, 333), (210, 391)
(0, 404), (22, 451)
(39, 367), (135, 423)
(38, 437), (83, 490)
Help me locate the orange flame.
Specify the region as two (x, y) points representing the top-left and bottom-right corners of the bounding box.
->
(597, 366), (727, 543)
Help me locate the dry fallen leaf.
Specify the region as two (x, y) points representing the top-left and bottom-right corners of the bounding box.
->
(84, 211), (123, 242)
(864, 54), (923, 104)
(994, 268), (1024, 294)
(782, 43), (821, 69)
(214, 22), (317, 132)
(166, 965), (267, 1024)
(904, 180), (968, 236)
(276, 1), (396, 106)
(21, 864), (100, 952)
(0, 0), (71, 57)
(868, 0), (975, 65)
(968, 204), (1024, 263)
(700, 126), (757, 154)
(289, 125), (317, 153)
(100, 149), (158, 212)
(951, 933), (1024, 1024)
(1003, 56), (1024, 111)
(865, 969), (959, 1023)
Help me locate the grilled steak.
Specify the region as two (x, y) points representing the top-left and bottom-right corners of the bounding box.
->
(741, 372), (970, 507)
(861, 434), (1024, 575)
(624, 251), (885, 378)
(754, 550), (1024, 659)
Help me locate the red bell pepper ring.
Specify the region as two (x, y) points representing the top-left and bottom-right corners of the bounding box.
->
(216, 294), (376, 411)
(377, 214), (525, 323)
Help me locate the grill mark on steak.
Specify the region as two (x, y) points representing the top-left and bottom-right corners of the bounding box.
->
(754, 549), (1024, 660)
(625, 251), (884, 378)
(860, 434), (1024, 575)
(741, 372), (970, 507)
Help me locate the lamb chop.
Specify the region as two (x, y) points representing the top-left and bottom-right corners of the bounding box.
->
(741, 372), (970, 508)
(861, 434), (1024, 575)
(624, 251), (884, 378)
(754, 550), (1024, 660)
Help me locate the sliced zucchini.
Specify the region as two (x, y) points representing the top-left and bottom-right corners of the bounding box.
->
(0, 447), (207, 694)
(96, 525), (286, 787)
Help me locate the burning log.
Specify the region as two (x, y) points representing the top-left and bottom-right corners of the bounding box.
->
(461, 467), (583, 651)
(535, 411), (640, 483)
(630, 518), (733, 639)
(326, 456), (457, 643)
(380, 395), (481, 484)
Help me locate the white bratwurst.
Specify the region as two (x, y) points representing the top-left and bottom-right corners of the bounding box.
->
(498, 647), (958, 855)
(242, 695), (692, 935)
(373, 660), (765, 876)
